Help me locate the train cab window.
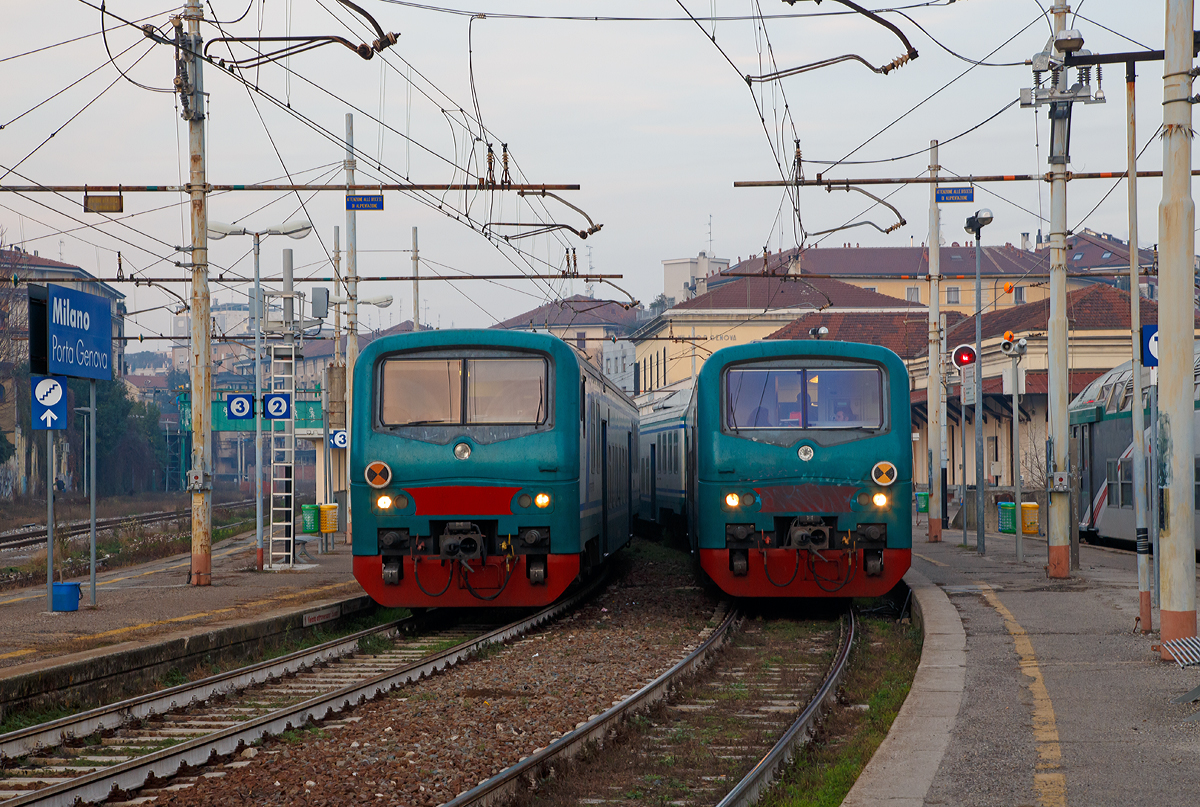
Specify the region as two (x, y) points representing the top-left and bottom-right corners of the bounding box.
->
(466, 359), (546, 423)
(380, 356), (547, 426)
(380, 359), (462, 425)
(726, 366), (883, 431)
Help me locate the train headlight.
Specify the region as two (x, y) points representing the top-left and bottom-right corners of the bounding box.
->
(535, 493), (551, 508)
(518, 493), (533, 508)
(725, 493), (740, 508)
(376, 495), (393, 509)
(454, 442), (472, 461)
(872, 493), (888, 507)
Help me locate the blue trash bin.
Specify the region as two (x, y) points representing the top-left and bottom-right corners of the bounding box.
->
(52, 582), (81, 612)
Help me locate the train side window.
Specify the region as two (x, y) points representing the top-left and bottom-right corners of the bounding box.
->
(1106, 460), (1118, 508)
(1119, 458), (1133, 509)
(1104, 384), (1123, 414)
(581, 380), (586, 427)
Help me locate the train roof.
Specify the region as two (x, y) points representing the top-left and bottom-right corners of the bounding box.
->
(1069, 342), (1200, 423)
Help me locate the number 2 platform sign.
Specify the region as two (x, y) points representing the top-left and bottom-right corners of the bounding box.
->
(263, 393), (292, 420)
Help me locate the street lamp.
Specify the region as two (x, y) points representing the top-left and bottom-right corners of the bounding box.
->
(208, 219), (312, 570)
(964, 208), (993, 554)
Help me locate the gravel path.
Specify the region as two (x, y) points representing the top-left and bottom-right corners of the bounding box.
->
(145, 539), (718, 807)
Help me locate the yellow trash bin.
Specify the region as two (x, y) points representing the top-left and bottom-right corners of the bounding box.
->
(319, 503), (339, 533)
(1021, 502), (1039, 535)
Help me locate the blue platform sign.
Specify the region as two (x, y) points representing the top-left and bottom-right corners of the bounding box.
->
(346, 194), (384, 210)
(227, 393), (255, 420)
(47, 284), (112, 381)
(935, 186), (975, 204)
(329, 429), (348, 449)
(263, 393), (292, 420)
(1142, 325), (1159, 367)
(31, 376), (68, 430)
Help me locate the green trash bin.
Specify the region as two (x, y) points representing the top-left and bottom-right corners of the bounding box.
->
(997, 502), (1016, 534)
(301, 504), (320, 534)
(916, 492), (929, 513)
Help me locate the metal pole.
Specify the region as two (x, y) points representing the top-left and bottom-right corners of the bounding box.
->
(1012, 353), (1023, 563)
(1126, 60), (1152, 632)
(333, 227), (342, 366)
(1045, 1), (1071, 579)
(322, 367), (331, 552)
(89, 379), (96, 606)
(412, 226), (419, 330)
(1151, 378), (1161, 606)
(974, 231), (985, 554)
(962, 387), (968, 546)
(253, 232), (264, 571)
(46, 431), (54, 613)
(345, 114), (358, 548)
(184, 0), (212, 586)
(941, 313), (949, 529)
(1157, 0), (1197, 655)
(927, 140), (943, 542)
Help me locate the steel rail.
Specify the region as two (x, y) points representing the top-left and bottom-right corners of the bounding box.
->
(1, 571), (607, 806)
(715, 609), (858, 807)
(0, 595), (412, 761)
(0, 500), (254, 552)
(439, 604), (743, 807)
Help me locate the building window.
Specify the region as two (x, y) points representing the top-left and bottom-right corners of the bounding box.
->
(862, 286), (876, 293)
(906, 287), (920, 303)
(946, 286), (961, 305)
(606, 358), (611, 373)
(576, 332), (587, 350)
(1102, 251), (1113, 259)
(1073, 252), (1084, 261)
(1013, 286), (1026, 304)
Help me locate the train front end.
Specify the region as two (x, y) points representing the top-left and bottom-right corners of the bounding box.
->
(691, 341), (912, 598)
(352, 330), (581, 608)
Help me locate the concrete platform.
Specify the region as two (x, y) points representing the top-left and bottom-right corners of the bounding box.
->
(0, 530), (360, 675)
(848, 525), (1200, 806)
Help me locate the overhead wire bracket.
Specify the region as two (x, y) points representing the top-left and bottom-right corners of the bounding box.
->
(806, 184), (907, 236)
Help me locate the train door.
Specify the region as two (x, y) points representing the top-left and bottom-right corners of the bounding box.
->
(627, 431), (634, 537)
(649, 442), (657, 521)
(601, 420), (609, 556)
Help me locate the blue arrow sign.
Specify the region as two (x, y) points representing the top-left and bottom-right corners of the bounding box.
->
(329, 429), (348, 449)
(31, 376), (68, 431)
(227, 393), (255, 420)
(1142, 325), (1159, 367)
(935, 186), (974, 204)
(263, 393), (292, 420)
(47, 284), (112, 381)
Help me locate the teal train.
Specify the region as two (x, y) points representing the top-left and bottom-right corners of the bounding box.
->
(684, 340), (912, 597)
(351, 330), (636, 607)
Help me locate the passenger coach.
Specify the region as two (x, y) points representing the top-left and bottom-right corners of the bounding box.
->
(688, 340), (912, 597)
(350, 329), (636, 608)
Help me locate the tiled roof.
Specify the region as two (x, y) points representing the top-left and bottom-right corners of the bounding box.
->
(766, 310), (967, 360)
(675, 276), (920, 311)
(300, 320), (419, 359)
(721, 243), (1049, 279)
(909, 370), (1103, 404)
(494, 295), (639, 331)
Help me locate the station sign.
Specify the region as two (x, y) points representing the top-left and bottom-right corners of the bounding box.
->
(263, 393), (292, 420)
(346, 194), (384, 210)
(961, 369), (977, 406)
(227, 393), (255, 420)
(329, 429), (348, 449)
(1142, 325), (1159, 368)
(935, 186), (974, 204)
(29, 284), (113, 381)
(31, 376), (68, 430)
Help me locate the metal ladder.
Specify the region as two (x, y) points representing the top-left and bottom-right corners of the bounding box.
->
(268, 344), (296, 568)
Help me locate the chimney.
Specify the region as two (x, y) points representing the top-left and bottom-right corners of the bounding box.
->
(1021, 232), (1030, 251)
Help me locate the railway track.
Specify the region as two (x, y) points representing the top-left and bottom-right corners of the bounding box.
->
(0, 574), (606, 806)
(447, 606), (855, 807)
(0, 500), (255, 552)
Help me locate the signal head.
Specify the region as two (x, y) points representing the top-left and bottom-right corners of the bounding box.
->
(951, 344), (978, 369)
(1004, 282), (1015, 294)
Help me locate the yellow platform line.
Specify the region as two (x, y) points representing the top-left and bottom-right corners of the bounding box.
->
(977, 582), (1067, 807)
(912, 552), (947, 567)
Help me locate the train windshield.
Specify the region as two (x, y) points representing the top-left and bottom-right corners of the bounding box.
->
(380, 357), (547, 426)
(726, 366), (883, 430)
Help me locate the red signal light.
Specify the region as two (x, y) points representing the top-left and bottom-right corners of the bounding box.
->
(951, 344), (978, 368)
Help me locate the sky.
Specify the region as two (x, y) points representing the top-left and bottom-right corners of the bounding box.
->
(0, 1), (1171, 350)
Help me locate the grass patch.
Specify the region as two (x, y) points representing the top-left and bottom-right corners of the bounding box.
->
(759, 614), (922, 807)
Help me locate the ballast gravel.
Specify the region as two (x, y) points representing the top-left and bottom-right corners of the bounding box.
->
(150, 542), (718, 807)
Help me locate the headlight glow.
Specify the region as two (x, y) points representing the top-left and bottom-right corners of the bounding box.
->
(725, 493), (740, 508)
(377, 495), (393, 509)
(872, 493), (888, 507)
(535, 493), (551, 508)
